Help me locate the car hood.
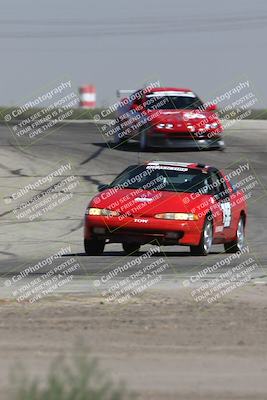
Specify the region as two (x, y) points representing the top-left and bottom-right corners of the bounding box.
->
(90, 188), (213, 217)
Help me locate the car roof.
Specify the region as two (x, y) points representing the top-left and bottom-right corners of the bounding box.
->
(145, 87), (193, 94)
(145, 160), (211, 171)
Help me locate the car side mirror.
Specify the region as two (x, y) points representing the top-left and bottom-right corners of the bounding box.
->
(131, 98), (144, 111)
(98, 184), (109, 192)
(131, 102), (139, 110)
(206, 104), (217, 111)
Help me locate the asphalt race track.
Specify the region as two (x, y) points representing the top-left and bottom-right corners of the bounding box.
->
(0, 120), (267, 298)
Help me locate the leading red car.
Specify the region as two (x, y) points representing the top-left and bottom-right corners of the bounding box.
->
(84, 161), (247, 256)
(114, 87), (225, 151)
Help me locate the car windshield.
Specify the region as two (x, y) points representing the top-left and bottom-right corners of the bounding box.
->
(109, 165), (212, 194)
(144, 93), (203, 110)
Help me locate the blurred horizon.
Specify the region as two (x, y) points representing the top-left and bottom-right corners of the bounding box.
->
(0, 0), (266, 108)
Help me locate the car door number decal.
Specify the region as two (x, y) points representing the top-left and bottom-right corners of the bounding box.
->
(221, 201), (231, 228)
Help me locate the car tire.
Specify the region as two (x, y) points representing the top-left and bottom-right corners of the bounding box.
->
(84, 239), (105, 255)
(190, 216), (213, 256)
(224, 216), (245, 253)
(217, 146), (225, 152)
(140, 126), (149, 151)
(122, 242), (141, 255)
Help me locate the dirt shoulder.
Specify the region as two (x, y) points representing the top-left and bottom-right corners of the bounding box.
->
(0, 285), (267, 399)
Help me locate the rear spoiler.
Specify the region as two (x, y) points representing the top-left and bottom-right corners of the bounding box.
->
(116, 89), (136, 99)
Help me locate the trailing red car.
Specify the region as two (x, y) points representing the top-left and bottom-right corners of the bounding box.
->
(84, 161), (247, 256)
(114, 87), (224, 151)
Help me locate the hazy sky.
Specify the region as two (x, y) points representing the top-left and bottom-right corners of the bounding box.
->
(1, 0), (267, 107)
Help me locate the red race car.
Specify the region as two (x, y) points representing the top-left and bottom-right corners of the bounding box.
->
(84, 161), (247, 256)
(114, 87), (224, 151)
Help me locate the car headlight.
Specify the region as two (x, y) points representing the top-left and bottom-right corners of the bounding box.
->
(210, 122), (219, 128)
(154, 212), (198, 221)
(86, 207), (121, 217)
(166, 123), (174, 129)
(156, 123), (174, 129)
(187, 125), (196, 133)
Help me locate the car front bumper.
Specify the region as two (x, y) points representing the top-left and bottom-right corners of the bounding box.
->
(84, 215), (203, 246)
(146, 135), (225, 150)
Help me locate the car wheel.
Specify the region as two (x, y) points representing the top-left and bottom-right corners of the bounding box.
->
(84, 239), (105, 255)
(122, 242), (141, 255)
(217, 140), (225, 151)
(224, 216), (245, 253)
(140, 127), (149, 151)
(190, 217), (213, 256)
(217, 146), (225, 152)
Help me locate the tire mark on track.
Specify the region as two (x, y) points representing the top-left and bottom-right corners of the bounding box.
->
(59, 221), (83, 237)
(80, 145), (105, 165)
(0, 163), (28, 177)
